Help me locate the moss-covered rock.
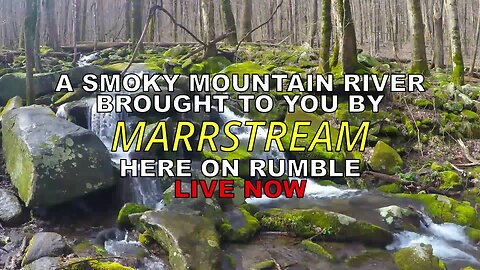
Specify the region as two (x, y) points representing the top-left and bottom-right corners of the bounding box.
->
(377, 205), (421, 232)
(62, 259), (133, 270)
(397, 194), (479, 228)
(301, 240), (334, 261)
(139, 210), (222, 270)
(117, 203), (151, 228)
(393, 244), (446, 270)
(255, 208), (393, 247)
(369, 141), (403, 175)
(219, 62), (270, 92)
(219, 208), (260, 243)
(439, 170), (462, 190)
(0, 96), (23, 122)
(251, 260), (276, 270)
(2, 106), (114, 207)
(377, 183), (403, 194)
(467, 227), (480, 244)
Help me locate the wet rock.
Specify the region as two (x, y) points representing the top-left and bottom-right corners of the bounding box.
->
(56, 97), (95, 129)
(369, 141), (403, 175)
(0, 188), (23, 226)
(139, 210), (222, 270)
(256, 208), (394, 247)
(21, 257), (60, 270)
(393, 244), (446, 270)
(22, 232), (71, 266)
(2, 106), (115, 207)
(219, 208), (260, 243)
(377, 205), (421, 232)
(397, 194), (479, 229)
(301, 240), (334, 261)
(117, 203), (151, 228)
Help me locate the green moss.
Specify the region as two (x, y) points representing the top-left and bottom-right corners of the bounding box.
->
(301, 240), (334, 261)
(138, 232), (153, 246)
(64, 259), (133, 270)
(439, 171), (462, 190)
(414, 99), (434, 109)
(393, 244), (445, 270)
(377, 183), (403, 194)
(255, 208), (393, 246)
(462, 110), (480, 121)
(219, 208), (260, 243)
(252, 259), (276, 270)
(117, 203), (151, 227)
(346, 250), (393, 267)
(240, 203), (260, 215)
(397, 194), (478, 228)
(467, 227), (480, 243)
(431, 162), (443, 172)
(369, 141), (403, 175)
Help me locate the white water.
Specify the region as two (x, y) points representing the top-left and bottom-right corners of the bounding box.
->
(56, 103), (68, 119)
(77, 52), (98, 67)
(387, 215), (479, 265)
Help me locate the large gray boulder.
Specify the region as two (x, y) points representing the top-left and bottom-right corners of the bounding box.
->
(0, 66), (103, 105)
(2, 106), (114, 207)
(22, 232), (70, 266)
(139, 211), (222, 270)
(0, 188), (23, 225)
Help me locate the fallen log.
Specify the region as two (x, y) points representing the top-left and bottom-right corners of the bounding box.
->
(61, 41), (199, 52)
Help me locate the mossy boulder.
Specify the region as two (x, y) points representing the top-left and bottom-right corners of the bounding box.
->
(117, 203), (151, 228)
(255, 208), (393, 247)
(398, 194), (479, 228)
(393, 244), (446, 270)
(0, 96), (23, 122)
(62, 259), (133, 270)
(377, 205), (421, 232)
(2, 106), (115, 207)
(251, 260), (276, 270)
(369, 141), (403, 175)
(219, 208), (260, 243)
(163, 45), (189, 58)
(377, 183), (403, 194)
(467, 227), (480, 244)
(219, 62), (270, 92)
(301, 240), (334, 261)
(138, 210), (222, 270)
(22, 232), (71, 266)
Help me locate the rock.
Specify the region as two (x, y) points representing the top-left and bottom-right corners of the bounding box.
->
(139, 210), (222, 270)
(21, 257), (60, 270)
(393, 244), (446, 270)
(219, 62), (270, 92)
(377, 205), (421, 232)
(398, 194), (479, 228)
(0, 188), (23, 225)
(219, 208), (260, 243)
(369, 141), (403, 175)
(117, 203), (151, 228)
(251, 260), (276, 270)
(301, 240), (334, 261)
(2, 106), (115, 207)
(61, 258), (133, 270)
(22, 232), (71, 266)
(0, 96), (23, 122)
(55, 97), (95, 129)
(377, 183), (403, 193)
(467, 227), (480, 244)
(256, 208), (394, 247)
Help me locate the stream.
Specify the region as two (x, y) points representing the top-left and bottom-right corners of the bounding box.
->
(73, 54), (480, 269)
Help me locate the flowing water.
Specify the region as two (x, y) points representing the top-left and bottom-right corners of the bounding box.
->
(82, 66), (479, 269)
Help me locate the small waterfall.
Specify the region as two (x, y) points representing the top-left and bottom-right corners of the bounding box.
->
(77, 52), (99, 67)
(387, 213), (480, 265)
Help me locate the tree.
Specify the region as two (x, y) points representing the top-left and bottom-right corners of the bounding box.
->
(132, 0), (144, 52)
(241, 0), (253, 42)
(25, 0), (37, 105)
(433, 0), (445, 68)
(470, 2), (480, 75)
(72, 0), (81, 63)
(319, 0), (332, 73)
(221, 0), (238, 45)
(407, 0), (429, 75)
(200, 0), (217, 56)
(147, 0), (158, 42)
(446, 0), (464, 85)
(125, 0), (132, 41)
(34, 0), (43, 72)
(45, 0), (59, 50)
(309, 0), (319, 47)
(334, 0), (359, 73)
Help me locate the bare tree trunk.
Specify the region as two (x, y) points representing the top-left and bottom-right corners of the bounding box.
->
(45, 0), (59, 50)
(407, 0), (429, 75)
(446, 0), (464, 85)
(25, 0), (37, 105)
(319, 0), (332, 73)
(309, 0), (319, 47)
(132, 0), (144, 52)
(433, 0), (445, 68)
(241, 0), (253, 42)
(72, 0), (80, 63)
(80, 0), (88, 41)
(334, 0), (359, 73)
(201, 0), (217, 56)
(125, 0), (131, 41)
(147, 0), (158, 42)
(96, 0), (105, 42)
(221, 0), (238, 45)
(34, 0), (42, 72)
(470, 2), (480, 75)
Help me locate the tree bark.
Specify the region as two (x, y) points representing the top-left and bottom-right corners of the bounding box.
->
(25, 0), (37, 105)
(132, 0), (144, 52)
(446, 0), (464, 85)
(201, 0), (216, 56)
(309, 0), (319, 47)
(241, 0), (253, 42)
(125, 0), (132, 41)
(147, 0), (158, 42)
(319, 0), (332, 73)
(73, 0), (80, 63)
(34, 0), (42, 73)
(433, 0), (445, 68)
(334, 0), (359, 73)
(469, 2), (480, 75)
(45, 0), (59, 50)
(407, 0), (430, 75)
(221, 0), (238, 45)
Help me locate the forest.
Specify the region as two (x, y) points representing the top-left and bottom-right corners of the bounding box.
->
(0, 0), (480, 270)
